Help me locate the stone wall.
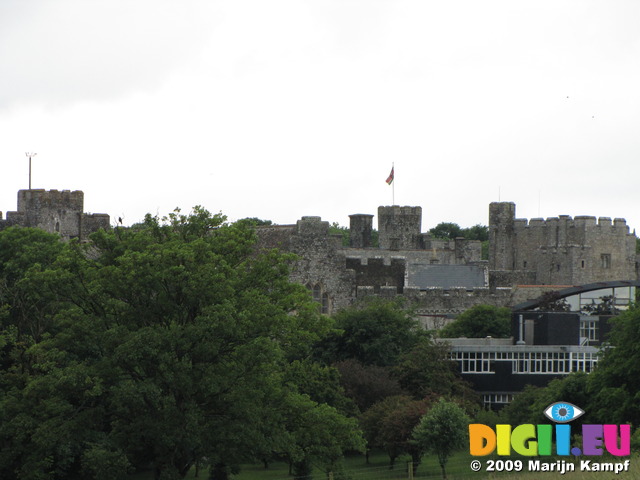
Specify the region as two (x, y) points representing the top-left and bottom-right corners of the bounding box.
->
(489, 202), (637, 286)
(348, 214), (373, 248)
(255, 217), (356, 314)
(345, 256), (406, 293)
(0, 189), (110, 241)
(377, 206), (422, 250)
(252, 201), (639, 319)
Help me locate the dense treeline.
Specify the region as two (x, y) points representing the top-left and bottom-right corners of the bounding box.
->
(0, 209), (365, 480)
(0, 209), (476, 480)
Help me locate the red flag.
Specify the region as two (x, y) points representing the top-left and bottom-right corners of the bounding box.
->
(386, 166), (394, 185)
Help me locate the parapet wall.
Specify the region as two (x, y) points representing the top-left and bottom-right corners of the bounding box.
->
(1, 189), (109, 241)
(345, 256), (406, 294)
(489, 202), (637, 285)
(356, 284), (515, 316)
(513, 215), (630, 242)
(16, 189), (84, 213)
(377, 205), (422, 250)
(81, 213), (111, 238)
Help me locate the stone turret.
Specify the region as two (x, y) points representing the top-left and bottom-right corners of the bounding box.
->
(377, 206), (422, 250)
(489, 202), (516, 271)
(349, 214), (373, 248)
(2, 189), (109, 240)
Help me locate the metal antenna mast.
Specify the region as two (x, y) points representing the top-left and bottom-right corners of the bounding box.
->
(26, 152), (37, 190)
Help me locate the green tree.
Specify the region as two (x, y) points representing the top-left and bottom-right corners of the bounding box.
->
(587, 306), (640, 425)
(235, 217), (273, 227)
(0, 208), (348, 480)
(334, 359), (404, 412)
(394, 338), (479, 413)
(360, 395), (431, 469)
(500, 373), (591, 426)
(0, 227), (75, 479)
(428, 223), (488, 242)
(499, 384), (546, 426)
(438, 304), (511, 339)
(315, 298), (423, 367)
(327, 222), (379, 248)
(428, 223), (463, 240)
(283, 359), (357, 416)
(412, 398), (471, 479)
(462, 224), (489, 242)
(283, 394), (365, 480)
(0, 227), (65, 347)
(328, 222), (350, 247)
(427, 223), (488, 259)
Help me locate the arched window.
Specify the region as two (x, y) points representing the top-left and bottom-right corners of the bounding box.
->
(321, 292), (330, 315)
(308, 284), (330, 314)
(312, 284), (322, 304)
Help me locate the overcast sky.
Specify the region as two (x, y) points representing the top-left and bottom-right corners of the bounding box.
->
(2, 1), (639, 234)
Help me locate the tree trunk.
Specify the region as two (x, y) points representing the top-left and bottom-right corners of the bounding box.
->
(210, 463), (230, 480)
(292, 457), (313, 480)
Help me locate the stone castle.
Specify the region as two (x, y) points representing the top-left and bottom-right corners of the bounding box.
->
(0, 189), (110, 241)
(255, 203), (639, 324)
(1, 189), (637, 323)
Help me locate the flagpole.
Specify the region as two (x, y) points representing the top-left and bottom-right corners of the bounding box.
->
(392, 162), (395, 205)
(26, 152), (37, 190)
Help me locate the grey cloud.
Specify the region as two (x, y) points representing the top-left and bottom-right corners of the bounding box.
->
(0, 0), (216, 110)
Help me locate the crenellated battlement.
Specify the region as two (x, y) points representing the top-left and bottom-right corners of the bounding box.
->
(1, 189), (109, 241)
(512, 214), (629, 233)
(490, 202), (637, 286)
(377, 205), (422, 250)
(16, 189), (84, 211)
(259, 200), (638, 317)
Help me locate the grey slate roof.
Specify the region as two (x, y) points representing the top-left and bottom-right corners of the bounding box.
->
(408, 264), (487, 290)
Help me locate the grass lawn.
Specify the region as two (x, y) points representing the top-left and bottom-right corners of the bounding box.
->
(129, 451), (640, 479)
(236, 452), (640, 480)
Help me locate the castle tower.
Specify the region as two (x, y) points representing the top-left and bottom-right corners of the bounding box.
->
(16, 189), (84, 238)
(349, 214), (373, 248)
(3, 189), (110, 241)
(377, 206), (422, 250)
(489, 202), (516, 271)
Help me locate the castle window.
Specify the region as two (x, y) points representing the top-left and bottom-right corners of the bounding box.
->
(55, 221), (60, 233)
(523, 261), (527, 268)
(601, 254), (611, 269)
(321, 293), (330, 315)
(310, 284), (330, 314)
(312, 285), (321, 304)
(581, 260), (585, 268)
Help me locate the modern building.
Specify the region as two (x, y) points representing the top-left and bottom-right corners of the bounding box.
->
(444, 281), (637, 409)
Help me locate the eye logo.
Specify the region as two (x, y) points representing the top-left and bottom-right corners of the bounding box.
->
(544, 402), (584, 423)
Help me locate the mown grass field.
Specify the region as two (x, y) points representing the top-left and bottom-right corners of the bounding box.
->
(130, 451), (640, 479)
(236, 452), (639, 480)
